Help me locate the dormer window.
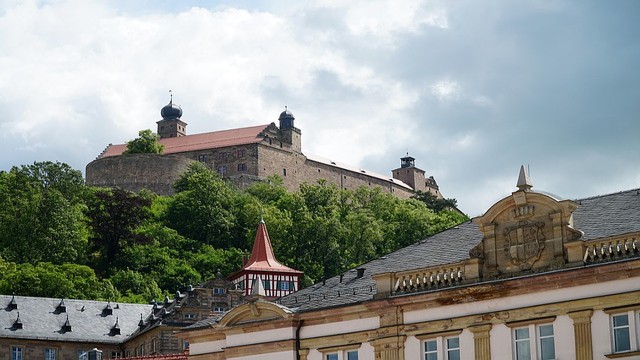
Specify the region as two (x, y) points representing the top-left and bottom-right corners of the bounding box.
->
(8, 295), (17, 310)
(102, 302), (113, 316)
(61, 315), (72, 332)
(110, 317), (121, 336)
(56, 299), (66, 313)
(13, 312), (23, 330)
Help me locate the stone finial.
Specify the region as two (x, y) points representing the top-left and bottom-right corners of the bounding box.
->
(516, 165), (532, 192)
(251, 277), (266, 297)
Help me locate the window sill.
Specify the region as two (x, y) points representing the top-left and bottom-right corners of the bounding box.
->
(605, 350), (640, 358)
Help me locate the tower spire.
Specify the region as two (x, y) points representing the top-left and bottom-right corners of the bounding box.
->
(516, 165), (533, 191)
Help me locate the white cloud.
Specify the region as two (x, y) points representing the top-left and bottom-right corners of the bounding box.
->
(430, 80), (460, 102)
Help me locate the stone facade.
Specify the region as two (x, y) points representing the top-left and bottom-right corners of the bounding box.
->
(86, 105), (442, 199)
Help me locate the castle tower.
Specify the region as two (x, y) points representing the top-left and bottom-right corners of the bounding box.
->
(156, 94), (187, 139)
(392, 154), (442, 198)
(278, 107), (302, 152)
(228, 219), (303, 299)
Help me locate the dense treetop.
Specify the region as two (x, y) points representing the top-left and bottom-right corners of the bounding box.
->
(124, 129), (164, 154)
(0, 161), (467, 302)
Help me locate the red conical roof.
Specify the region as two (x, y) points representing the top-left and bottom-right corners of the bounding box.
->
(240, 220), (302, 274)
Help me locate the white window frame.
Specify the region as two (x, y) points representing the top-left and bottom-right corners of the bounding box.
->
(213, 287), (225, 295)
(608, 310), (640, 354)
(44, 348), (57, 360)
(417, 330), (463, 360)
(77, 349), (89, 360)
(509, 321), (556, 360)
(321, 345), (360, 360)
(11, 346), (23, 360)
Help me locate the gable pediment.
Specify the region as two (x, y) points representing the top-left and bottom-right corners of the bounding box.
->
(218, 300), (292, 327)
(474, 180), (581, 277)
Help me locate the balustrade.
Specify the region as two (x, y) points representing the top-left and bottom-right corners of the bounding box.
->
(583, 237), (638, 263)
(393, 265), (464, 293)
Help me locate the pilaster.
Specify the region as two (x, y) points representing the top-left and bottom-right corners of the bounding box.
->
(371, 336), (406, 360)
(298, 348), (309, 360)
(568, 310), (594, 360)
(469, 324), (492, 360)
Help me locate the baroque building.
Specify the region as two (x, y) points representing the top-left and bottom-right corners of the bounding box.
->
(86, 100), (442, 199)
(178, 167), (640, 360)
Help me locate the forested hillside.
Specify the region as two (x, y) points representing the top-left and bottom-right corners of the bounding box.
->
(0, 161), (467, 303)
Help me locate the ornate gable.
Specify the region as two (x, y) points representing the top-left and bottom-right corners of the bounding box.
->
(218, 300), (292, 327)
(473, 166), (582, 277)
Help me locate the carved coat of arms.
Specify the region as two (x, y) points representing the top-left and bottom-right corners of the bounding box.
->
(503, 221), (546, 270)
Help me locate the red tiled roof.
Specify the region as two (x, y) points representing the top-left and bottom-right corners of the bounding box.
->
(99, 124), (270, 158)
(241, 220), (302, 274)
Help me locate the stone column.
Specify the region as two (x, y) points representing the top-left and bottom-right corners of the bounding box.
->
(469, 324), (492, 360)
(569, 310), (594, 360)
(298, 348), (309, 360)
(371, 336), (406, 360)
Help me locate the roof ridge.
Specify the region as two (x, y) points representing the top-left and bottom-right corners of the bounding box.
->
(575, 187), (640, 202)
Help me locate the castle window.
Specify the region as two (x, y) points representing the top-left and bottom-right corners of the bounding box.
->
(238, 163), (247, 172)
(213, 306), (225, 313)
(78, 349), (89, 360)
(217, 166), (227, 176)
(184, 313), (196, 320)
(44, 348), (56, 360)
(283, 169), (287, 176)
(11, 346), (23, 360)
(213, 287), (226, 295)
(111, 351), (122, 359)
(237, 149), (246, 158)
(198, 154), (207, 162)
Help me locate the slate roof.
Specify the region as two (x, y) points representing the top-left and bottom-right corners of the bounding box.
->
(277, 187), (640, 312)
(573, 188), (640, 240)
(0, 296), (152, 344)
(99, 124), (270, 158)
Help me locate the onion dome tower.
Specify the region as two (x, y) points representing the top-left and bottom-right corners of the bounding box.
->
(229, 219), (303, 299)
(278, 106), (302, 152)
(156, 91), (187, 139)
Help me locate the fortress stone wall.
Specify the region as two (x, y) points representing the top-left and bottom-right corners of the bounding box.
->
(86, 154), (195, 195)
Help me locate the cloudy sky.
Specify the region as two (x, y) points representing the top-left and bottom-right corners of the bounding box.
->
(1, 0), (638, 216)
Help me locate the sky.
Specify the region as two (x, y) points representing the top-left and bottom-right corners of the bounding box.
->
(0, 0), (638, 216)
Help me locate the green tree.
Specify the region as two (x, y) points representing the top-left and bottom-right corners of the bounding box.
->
(86, 188), (152, 275)
(412, 191), (460, 213)
(109, 269), (163, 303)
(0, 163), (88, 264)
(0, 262), (118, 300)
(166, 163), (237, 248)
(123, 129), (164, 154)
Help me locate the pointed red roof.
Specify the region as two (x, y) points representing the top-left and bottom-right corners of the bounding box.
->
(241, 220), (302, 274)
(99, 124), (270, 158)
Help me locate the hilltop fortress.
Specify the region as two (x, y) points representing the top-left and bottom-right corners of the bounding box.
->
(86, 99), (443, 198)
